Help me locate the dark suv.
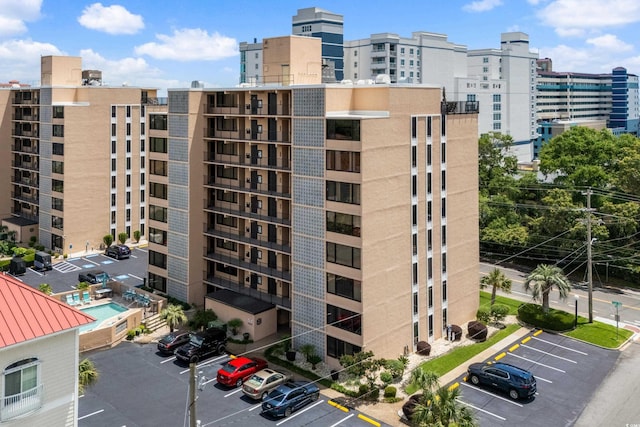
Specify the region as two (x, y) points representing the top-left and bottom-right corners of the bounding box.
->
(78, 270), (110, 285)
(105, 244), (131, 260)
(467, 362), (537, 400)
(174, 328), (227, 363)
(261, 381), (320, 418)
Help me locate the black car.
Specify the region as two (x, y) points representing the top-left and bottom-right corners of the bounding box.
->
(467, 362), (537, 400)
(78, 270), (110, 285)
(105, 244), (131, 260)
(174, 328), (227, 363)
(261, 381), (320, 418)
(157, 332), (192, 355)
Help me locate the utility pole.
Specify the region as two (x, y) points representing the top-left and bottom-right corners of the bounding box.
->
(583, 188), (594, 323)
(189, 361), (197, 427)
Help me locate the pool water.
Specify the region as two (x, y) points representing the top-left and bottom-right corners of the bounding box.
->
(79, 302), (128, 333)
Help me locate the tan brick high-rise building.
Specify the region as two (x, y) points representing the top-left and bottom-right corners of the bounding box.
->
(1, 56), (164, 254)
(149, 36), (479, 364)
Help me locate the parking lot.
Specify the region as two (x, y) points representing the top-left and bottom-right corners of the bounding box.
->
(79, 343), (389, 427)
(451, 330), (619, 427)
(10, 247), (148, 293)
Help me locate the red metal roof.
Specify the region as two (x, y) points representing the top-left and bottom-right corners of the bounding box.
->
(0, 273), (95, 348)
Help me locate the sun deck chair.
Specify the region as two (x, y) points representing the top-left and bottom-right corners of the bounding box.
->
(66, 294), (78, 306)
(72, 292), (81, 306)
(82, 291), (92, 304)
(123, 288), (136, 301)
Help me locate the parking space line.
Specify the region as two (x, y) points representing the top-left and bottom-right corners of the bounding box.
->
(224, 388), (243, 398)
(129, 274), (143, 280)
(160, 356), (176, 364)
(82, 257), (101, 266)
(330, 413), (354, 427)
(456, 398), (507, 421)
(520, 344), (577, 363)
(275, 400), (324, 425)
(531, 336), (588, 355)
(535, 375), (553, 384)
(507, 352), (566, 372)
(179, 354), (228, 374)
(78, 409), (104, 420)
(29, 268), (44, 277)
(459, 382), (523, 407)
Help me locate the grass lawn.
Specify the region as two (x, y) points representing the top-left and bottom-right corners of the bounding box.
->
(405, 323), (521, 395)
(479, 291), (522, 315)
(565, 318), (633, 348)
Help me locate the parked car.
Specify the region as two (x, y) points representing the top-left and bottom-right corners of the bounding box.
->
(217, 356), (268, 388)
(157, 332), (192, 355)
(261, 381), (320, 418)
(78, 270), (110, 285)
(174, 328), (227, 363)
(34, 251), (52, 271)
(243, 368), (290, 400)
(105, 244), (131, 260)
(466, 362), (537, 400)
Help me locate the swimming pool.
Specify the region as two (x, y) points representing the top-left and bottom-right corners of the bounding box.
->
(79, 302), (128, 333)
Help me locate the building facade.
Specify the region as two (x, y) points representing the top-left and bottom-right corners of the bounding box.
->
(163, 36), (479, 364)
(1, 56), (165, 254)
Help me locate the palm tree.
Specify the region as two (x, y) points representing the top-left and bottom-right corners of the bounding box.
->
(78, 358), (99, 394)
(160, 304), (188, 332)
(480, 267), (512, 305)
(38, 283), (53, 295)
(406, 370), (478, 427)
(523, 264), (571, 313)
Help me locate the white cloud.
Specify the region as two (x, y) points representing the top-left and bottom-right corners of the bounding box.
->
(0, 38), (63, 82)
(134, 28), (238, 61)
(78, 3), (144, 35)
(462, 0), (503, 12)
(586, 34), (633, 52)
(0, 0), (42, 37)
(537, 0), (640, 35)
(79, 49), (161, 85)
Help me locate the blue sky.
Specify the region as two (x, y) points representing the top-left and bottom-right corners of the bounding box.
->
(1, 0), (639, 93)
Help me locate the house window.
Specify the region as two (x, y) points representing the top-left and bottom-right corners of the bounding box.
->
(52, 125), (64, 137)
(2, 358), (42, 420)
(53, 106), (64, 118)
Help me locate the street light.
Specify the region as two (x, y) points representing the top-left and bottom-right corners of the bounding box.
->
(574, 295), (579, 329)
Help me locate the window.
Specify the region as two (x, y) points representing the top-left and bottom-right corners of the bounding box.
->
(126, 140), (131, 153)
(326, 181), (360, 205)
(111, 123), (116, 137)
(150, 137), (168, 153)
(400, 47), (405, 54)
(51, 216), (63, 230)
(111, 140), (116, 154)
(410, 60), (414, 67)
(149, 160), (167, 176)
(216, 166), (237, 179)
(126, 192), (131, 205)
(216, 239), (237, 251)
(140, 206), (144, 219)
(327, 242), (361, 269)
(410, 48), (414, 55)
(326, 212), (361, 236)
(493, 94), (501, 102)
(216, 190), (237, 203)
(150, 182), (168, 199)
(401, 59), (405, 66)
(52, 179), (63, 193)
(326, 120), (360, 141)
(149, 250), (167, 268)
(428, 286), (433, 308)
(112, 158), (116, 172)
(148, 272), (167, 293)
(52, 143), (64, 156)
(141, 123), (145, 136)
(327, 273), (361, 301)
(126, 174), (131, 187)
(111, 176), (116, 189)
(52, 197), (63, 211)
(149, 205), (167, 222)
(53, 106), (64, 118)
(126, 157), (131, 170)
(2, 358), (42, 420)
(149, 114), (167, 130)
(327, 304), (361, 334)
(126, 123), (131, 136)
(326, 151), (360, 172)
(52, 161), (63, 174)
(111, 105), (116, 118)
(483, 57), (489, 63)
(126, 105), (131, 118)
(216, 214), (237, 227)
(216, 141), (236, 155)
(52, 124), (64, 137)
(111, 194), (116, 207)
(327, 336), (361, 359)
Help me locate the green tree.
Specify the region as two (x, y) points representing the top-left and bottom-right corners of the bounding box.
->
(38, 283), (52, 295)
(118, 232), (128, 245)
(103, 234), (113, 248)
(227, 318), (243, 335)
(133, 230), (141, 243)
(408, 370), (477, 427)
(523, 264), (572, 314)
(478, 132), (518, 197)
(160, 304), (188, 332)
(78, 358), (99, 394)
(480, 268), (512, 305)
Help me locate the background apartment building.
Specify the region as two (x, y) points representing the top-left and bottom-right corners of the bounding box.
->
(161, 36), (479, 363)
(1, 56), (163, 254)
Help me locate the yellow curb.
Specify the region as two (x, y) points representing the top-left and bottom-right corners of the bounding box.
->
(358, 414), (381, 426)
(448, 382), (460, 391)
(229, 354), (237, 359)
(494, 352), (506, 361)
(509, 344), (520, 352)
(533, 329), (543, 336)
(327, 400), (349, 412)
(521, 336), (531, 344)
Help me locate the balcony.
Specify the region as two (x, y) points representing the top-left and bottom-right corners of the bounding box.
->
(141, 97), (168, 105)
(204, 204), (291, 227)
(204, 227), (291, 254)
(11, 144), (38, 154)
(0, 384), (43, 421)
(204, 252), (291, 282)
(204, 275), (291, 309)
(12, 161), (39, 171)
(205, 179), (291, 199)
(442, 101), (479, 115)
(11, 192), (38, 204)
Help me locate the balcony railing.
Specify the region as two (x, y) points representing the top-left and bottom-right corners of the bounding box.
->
(442, 101), (479, 115)
(204, 252), (291, 282)
(205, 205), (291, 226)
(204, 227), (291, 254)
(1, 384), (43, 421)
(141, 97), (168, 105)
(204, 275), (291, 309)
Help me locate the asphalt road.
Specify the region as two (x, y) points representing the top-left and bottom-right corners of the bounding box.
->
(480, 262), (640, 330)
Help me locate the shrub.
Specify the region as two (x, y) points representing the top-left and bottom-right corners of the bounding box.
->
(384, 359), (405, 379)
(380, 371), (393, 385)
(35, 244), (45, 251)
(476, 306), (491, 323)
(165, 295), (190, 311)
(357, 384), (369, 397)
(491, 304), (510, 323)
(367, 387), (380, 401)
(299, 344), (316, 363)
(227, 318), (243, 335)
(384, 385), (397, 398)
(103, 234), (113, 248)
(416, 341), (431, 356)
(308, 354), (322, 370)
(518, 304), (574, 331)
(189, 309), (217, 330)
(38, 283), (52, 295)
(450, 324), (463, 341)
(77, 281), (90, 290)
(468, 320), (488, 341)
(126, 329), (136, 340)
(133, 230), (141, 243)
(118, 232), (128, 245)
(29, 236), (37, 247)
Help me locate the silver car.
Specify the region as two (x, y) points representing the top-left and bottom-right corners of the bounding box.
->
(242, 369), (289, 400)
